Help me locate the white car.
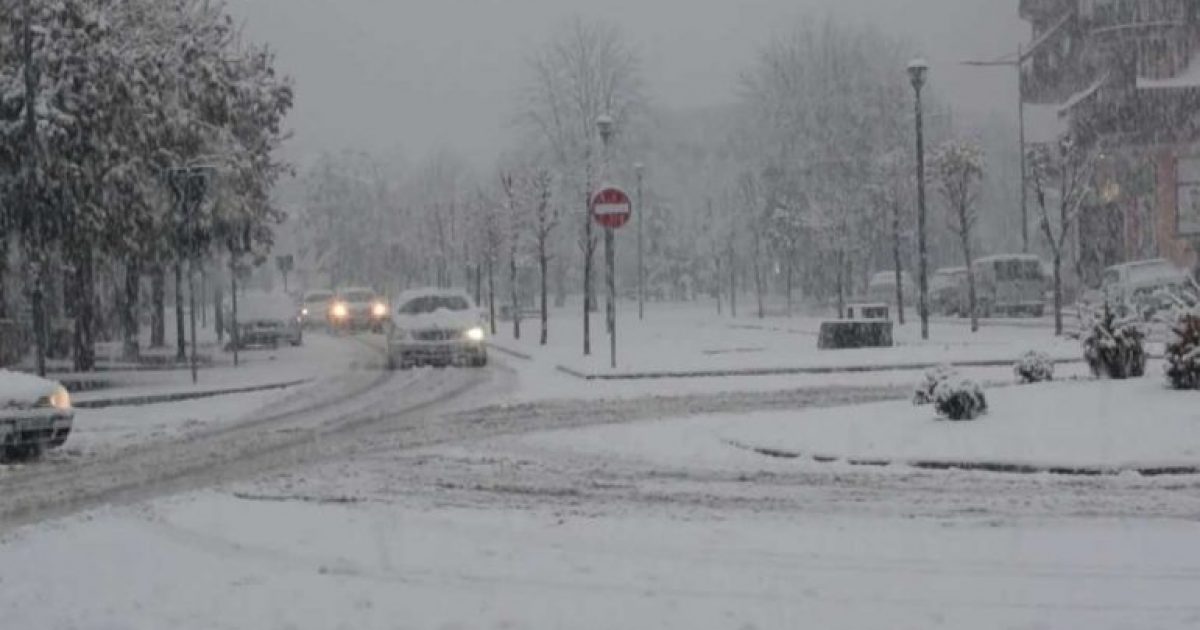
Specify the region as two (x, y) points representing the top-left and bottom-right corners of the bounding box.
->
(386, 288), (488, 369)
(226, 291), (303, 349)
(0, 369), (74, 459)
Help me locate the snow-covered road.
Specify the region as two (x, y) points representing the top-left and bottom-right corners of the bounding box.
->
(3, 332), (1200, 628)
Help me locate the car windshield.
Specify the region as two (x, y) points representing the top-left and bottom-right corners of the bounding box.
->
(8, 2), (1200, 627)
(399, 295), (471, 314)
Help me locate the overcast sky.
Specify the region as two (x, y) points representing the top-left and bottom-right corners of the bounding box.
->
(227, 0), (1030, 167)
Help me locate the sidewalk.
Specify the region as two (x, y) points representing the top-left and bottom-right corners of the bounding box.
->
(45, 333), (361, 409)
(487, 300), (1110, 381)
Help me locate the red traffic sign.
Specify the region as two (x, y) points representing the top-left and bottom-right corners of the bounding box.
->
(591, 186), (632, 229)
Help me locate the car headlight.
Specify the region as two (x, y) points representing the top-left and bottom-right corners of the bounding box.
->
(331, 302), (349, 319)
(49, 385), (72, 411)
(371, 302), (388, 318)
(301, 307), (310, 317)
(466, 326), (485, 342)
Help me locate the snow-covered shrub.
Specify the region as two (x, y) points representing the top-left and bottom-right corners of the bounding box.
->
(913, 365), (988, 421)
(1014, 350), (1055, 384)
(1164, 282), (1200, 391)
(1082, 303), (1147, 380)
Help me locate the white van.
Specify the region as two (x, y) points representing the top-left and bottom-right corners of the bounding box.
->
(972, 255), (1047, 318)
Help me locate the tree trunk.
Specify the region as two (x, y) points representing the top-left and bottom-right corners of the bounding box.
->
(487, 257), (497, 335)
(753, 231), (764, 319)
(583, 237), (592, 355)
(200, 268), (208, 329)
(72, 240), (96, 372)
(30, 258), (47, 376)
(835, 251), (846, 319)
(0, 237), (7, 320)
(214, 285), (224, 344)
(729, 244), (737, 318)
(122, 259), (141, 361)
(785, 257), (794, 317)
(540, 249), (549, 346)
(510, 252), (520, 340)
(714, 255), (722, 316)
(1053, 253), (1064, 336)
(893, 201), (906, 326)
(150, 266), (166, 348)
(175, 261), (186, 362)
(961, 230), (979, 333)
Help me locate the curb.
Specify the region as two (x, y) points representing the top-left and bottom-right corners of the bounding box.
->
(552, 357), (1094, 381)
(724, 440), (1200, 477)
(487, 342), (533, 361)
(74, 379), (310, 410)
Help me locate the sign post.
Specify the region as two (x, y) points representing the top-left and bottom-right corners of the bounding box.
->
(591, 186), (633, 369)
(168, 166), (214, 385)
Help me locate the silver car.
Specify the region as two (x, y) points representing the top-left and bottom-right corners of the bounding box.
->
(386, 289), (488, 369)
(0, 370), (74, 459)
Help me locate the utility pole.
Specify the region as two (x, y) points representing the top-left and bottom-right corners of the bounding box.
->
(963, 45), (1030, 253)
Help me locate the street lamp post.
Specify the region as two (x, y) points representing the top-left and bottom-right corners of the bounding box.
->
(596, 114), (617, 369)
(908, 58), (931, 342)
(634, 162), (645, 321)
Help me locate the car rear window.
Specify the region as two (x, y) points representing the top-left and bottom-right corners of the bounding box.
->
(305, 292), (333, 303)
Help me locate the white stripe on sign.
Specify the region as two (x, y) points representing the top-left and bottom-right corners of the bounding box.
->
(595, 203), (629, 215)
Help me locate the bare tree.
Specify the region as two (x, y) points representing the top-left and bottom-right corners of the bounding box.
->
(528, 168), (559, 345)
(931, 140), (985, 332)
(521, 16), (643, 356)
(1028, 136), (1101, 336)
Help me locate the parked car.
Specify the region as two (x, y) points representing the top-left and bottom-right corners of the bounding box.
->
(930, 267), (968, 316)
(0, 369), (73, 459)
(866, 271), (915, 306)
(330, 287), (389, 333)
(300, 289), (335, 329)
(386, 288), (488, 369)
(1100, 258), (1190, 320)
(228, 291), (303, 349)
(972, 254), (1047, 318)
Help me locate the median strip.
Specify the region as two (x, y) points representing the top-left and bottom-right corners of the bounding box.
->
(74, 379), (311, 409)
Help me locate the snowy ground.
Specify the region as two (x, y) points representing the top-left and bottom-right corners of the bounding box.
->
(4, 490), (1200, 630)
(2, 306), (1199, 629)
(490, 300), (1104, 377)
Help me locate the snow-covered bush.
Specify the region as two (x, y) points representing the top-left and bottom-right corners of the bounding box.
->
(1014, 350), (1055, 384)
(913, 365), (988, 421)
(1082, 304), (1147, 380)
(1164, 282), (1200, 391)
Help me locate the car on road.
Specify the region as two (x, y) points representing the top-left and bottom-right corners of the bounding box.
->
(972, 254), (1047, 318)
(228, 291), (303, 349)
(300, 290), (335, 329)
(0, 369), (73, 459)
(1100, 258), (1191, 320)
(386, 288), (488, 369)
(330, 287), (389, 333)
